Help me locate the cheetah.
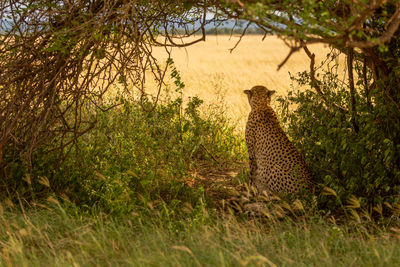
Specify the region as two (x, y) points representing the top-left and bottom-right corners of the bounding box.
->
(244, 85), (312, 196)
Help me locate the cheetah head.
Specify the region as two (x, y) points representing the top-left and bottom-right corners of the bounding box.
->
(244, 85), (275, 109)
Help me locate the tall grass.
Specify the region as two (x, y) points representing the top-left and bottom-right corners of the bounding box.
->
(1, 205), (400, 267)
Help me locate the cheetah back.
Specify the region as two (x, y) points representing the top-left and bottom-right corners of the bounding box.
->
(246, 107), (311, 195)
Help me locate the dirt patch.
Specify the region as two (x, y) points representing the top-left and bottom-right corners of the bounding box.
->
(191, 163), (247, 207)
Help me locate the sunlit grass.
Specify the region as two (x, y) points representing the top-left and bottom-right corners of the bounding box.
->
(1, 205), (399, 266)
(142, 35), (344, 127)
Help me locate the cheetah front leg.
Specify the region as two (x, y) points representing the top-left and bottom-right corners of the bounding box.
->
(248, 152), (257, 185)
(245, 132), (257, 190)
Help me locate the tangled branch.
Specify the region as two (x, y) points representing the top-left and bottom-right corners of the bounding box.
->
(0, 1), (212, 169)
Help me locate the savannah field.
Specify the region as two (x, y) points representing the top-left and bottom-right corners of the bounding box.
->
(144, 35), (338, 126)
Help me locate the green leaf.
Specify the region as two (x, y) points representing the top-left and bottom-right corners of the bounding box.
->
(94, 49), (106, 59)
(183, 1), (193, 10)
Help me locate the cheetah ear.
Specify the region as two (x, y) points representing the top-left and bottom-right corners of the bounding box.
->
(244, 90), (252, 96)
(268, 90), (276, 96)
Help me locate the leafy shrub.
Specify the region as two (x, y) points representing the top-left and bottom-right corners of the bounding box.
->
(2, 87), (246, 217)
(278, 65), (400, 212)
(76, 94), (245, 214)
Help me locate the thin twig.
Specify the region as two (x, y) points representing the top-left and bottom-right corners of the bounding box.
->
(363, 57), (372, 109)
(303, 44), (349, 113)
(229, 21), (251, 53)
(200, 144), (221, 165)
(277, 44), (303, 71)
(347, 47), (359, 133)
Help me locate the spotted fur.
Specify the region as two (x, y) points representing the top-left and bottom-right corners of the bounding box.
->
(244, 85), (312, 195)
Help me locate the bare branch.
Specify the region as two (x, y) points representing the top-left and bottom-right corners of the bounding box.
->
(303, 44), (349, 113)
(229, 21), (251, 53)
(277, 39), (303, 71)
(347, 4), (400, 48)
(347, 48), (359, 133)
(363, 57), (372, 109)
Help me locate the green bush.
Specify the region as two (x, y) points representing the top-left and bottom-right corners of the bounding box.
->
(76, 95), (245, 214)
(1, 59), (246, 218)
(2, 90), (246, 217)
(278, 65), (400, 212)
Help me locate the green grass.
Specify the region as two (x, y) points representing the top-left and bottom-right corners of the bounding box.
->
(1, 206), (399, 266)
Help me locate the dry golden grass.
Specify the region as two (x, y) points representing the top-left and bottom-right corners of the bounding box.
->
(143, 35), (340, 126)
